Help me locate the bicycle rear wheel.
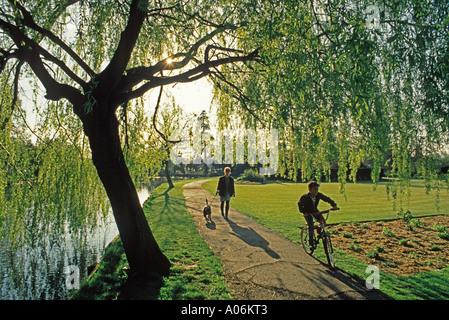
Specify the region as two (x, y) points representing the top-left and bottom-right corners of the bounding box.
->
(322, 235), (335, 268)
(300, 227), (314, 254)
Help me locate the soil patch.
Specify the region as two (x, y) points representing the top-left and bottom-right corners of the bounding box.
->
(329, 215), (449, 276)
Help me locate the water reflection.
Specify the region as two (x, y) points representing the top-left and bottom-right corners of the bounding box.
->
(0, 187), (154, 300)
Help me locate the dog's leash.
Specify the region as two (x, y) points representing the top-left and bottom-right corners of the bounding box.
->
(209, 193), (218, 206)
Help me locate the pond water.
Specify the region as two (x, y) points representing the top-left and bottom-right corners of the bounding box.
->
(0, 185), (158, 300)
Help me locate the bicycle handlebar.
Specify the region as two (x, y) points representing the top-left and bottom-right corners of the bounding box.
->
(312, 207), (339, 216)
(310, 207), (339, 223)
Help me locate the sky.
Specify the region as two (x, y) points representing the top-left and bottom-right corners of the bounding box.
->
(145, 76), (217, 128)
(165, 77), (215, 116)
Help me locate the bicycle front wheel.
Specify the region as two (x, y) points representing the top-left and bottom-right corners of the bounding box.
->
(300, 227), (314, 255)
(323, 235), (335, 268)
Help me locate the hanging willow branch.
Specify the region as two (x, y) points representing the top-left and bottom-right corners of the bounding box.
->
(152, 84), (182, 144)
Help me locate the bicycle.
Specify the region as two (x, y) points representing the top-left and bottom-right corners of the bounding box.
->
(300, 207), (339, 268)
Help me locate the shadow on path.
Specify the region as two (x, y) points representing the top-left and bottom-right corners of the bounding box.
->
(226, 218), (280, 259)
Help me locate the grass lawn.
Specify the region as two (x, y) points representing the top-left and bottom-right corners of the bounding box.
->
(203, 178), (449, 300)
(72, 179), (232, 300)
(204, 179), (449, 226)
(73, 178), (449, 300)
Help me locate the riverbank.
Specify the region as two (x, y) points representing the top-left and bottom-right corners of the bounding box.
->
(71, 179), (232, 299)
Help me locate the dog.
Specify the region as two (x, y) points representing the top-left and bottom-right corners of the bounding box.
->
(203, 199), (212, 223)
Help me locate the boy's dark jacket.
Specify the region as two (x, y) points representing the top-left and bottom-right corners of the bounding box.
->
(217, 176), (235, 197)
(298, 192), (337, 215)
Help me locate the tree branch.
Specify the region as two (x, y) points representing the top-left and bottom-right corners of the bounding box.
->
(0, 18), (85, 110)
(99, 0), (148, 88)
(310, 0), (335, 45)
(7, 0), (95, 78)
(152, 85), (182, 144)
(120, 24), (238, 93)
(0, 59), (24, 131)
(210, 66), (266, 126)
(205, 45), (244, 63)
(116, 49), (259, 106)
(0, 16), (87, 89)
(146, 3), (179, 18)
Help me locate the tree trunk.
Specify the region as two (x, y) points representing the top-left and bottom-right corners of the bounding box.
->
(84, 109), (170, 277)
(164, 159), (174, 188)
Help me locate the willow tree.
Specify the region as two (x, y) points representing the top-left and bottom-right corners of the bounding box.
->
(214, 0), (449, 191)
(0, 0), (258, 276)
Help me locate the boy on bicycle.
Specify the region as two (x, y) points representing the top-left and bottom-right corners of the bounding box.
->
(298, 181), (338, 249)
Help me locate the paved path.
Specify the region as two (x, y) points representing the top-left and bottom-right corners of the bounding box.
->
(182, 180), (385, 300)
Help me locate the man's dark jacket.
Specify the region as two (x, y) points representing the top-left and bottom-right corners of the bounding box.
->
(298, 192), (337, 215)
(217, 176), (235, 197)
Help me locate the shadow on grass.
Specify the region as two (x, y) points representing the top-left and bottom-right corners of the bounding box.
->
(118, 272), (164, 300)
(72, 237), (166, 300)
(73, 182), (232, 300)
